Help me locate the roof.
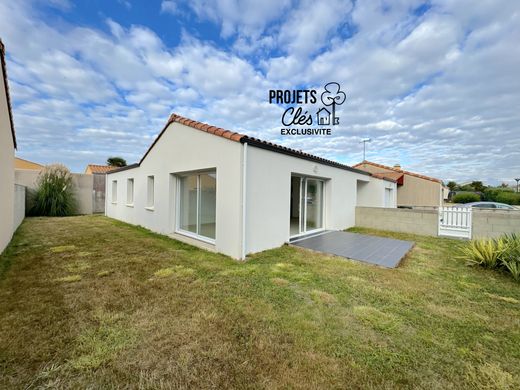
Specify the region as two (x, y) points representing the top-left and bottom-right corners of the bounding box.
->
(108, 114), (390, 180)
(85, 164), (116, 174)
(353, 160), (442, 184)
(15, 157), (43, 170)
(0, 39), (16, 149)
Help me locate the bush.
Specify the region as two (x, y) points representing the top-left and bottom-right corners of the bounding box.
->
(495, 191), (520, 205)
(460, 233), (520, 281)
(31, 164), (77, 216)
(483, 187), (513, 202)
(452, 192), (480, 204)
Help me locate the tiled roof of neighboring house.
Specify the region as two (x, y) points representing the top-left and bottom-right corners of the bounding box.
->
(15, 157), (43, 170)
(85, 164), (116, 174)
(108, 114), (395, 181)
(353, 160), (442, 184)
(0, 39), (16, 149)
(371, 171), (404, 183)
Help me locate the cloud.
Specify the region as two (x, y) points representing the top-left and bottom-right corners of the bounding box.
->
(160, 1), (177, 15)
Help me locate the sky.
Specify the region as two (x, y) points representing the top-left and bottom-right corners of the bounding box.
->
(0, 0), (519, 185)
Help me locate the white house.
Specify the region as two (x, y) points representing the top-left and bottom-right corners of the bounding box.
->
(106, 114), (397, 259)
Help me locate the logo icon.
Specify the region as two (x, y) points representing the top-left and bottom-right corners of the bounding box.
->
(320, 82), (346, 125)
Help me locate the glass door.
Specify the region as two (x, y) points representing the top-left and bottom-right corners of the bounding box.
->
(290, 175), (324, 237)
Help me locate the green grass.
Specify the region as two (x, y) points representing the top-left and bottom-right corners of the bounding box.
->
(0, 216), (519, 388)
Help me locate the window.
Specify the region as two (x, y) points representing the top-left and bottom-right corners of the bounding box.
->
(111, 180), (117, 203)
(178, 171), (216, 240)
(146, 176), (154, 208)
(126, 178), (134, 206)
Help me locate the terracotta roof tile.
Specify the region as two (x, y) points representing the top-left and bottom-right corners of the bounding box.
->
(353, 160), (442, 183)
(85, 164), (116, 174)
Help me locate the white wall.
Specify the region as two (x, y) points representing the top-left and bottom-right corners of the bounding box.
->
(356, 177), (397, 208)
(0, 53), (15, 254)
(105, 122), (243, 259)
(13, 184), (25, 231)
(244, 146), (394, 255)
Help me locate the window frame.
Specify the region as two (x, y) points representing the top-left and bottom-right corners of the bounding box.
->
(111, 180), (117, 204)
(146, 175), (154, 210)
(175, 170), (216, 244)
(126, 178), (134, 207)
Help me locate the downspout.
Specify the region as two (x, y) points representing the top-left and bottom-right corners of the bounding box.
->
(241, 142), (248, 260)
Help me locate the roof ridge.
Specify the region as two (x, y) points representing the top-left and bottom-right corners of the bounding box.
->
(354, 160), (441, 183)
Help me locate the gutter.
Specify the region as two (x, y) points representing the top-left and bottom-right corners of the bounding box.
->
(241, 142), (248, 260)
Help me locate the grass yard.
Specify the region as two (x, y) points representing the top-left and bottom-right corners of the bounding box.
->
(1, 216), (519, 389)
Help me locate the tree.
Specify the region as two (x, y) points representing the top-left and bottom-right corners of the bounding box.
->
(500, 182), (509, 188)
(471, 181), (486, 192)
(31, 164), (76, 216)
(447, 181), (457, 191)
(107, 157), (127, 167)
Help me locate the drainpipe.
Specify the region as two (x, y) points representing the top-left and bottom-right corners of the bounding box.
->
(241, 142), (248, 260)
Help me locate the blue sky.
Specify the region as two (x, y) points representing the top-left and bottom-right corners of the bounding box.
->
(1, 0), (519, 185)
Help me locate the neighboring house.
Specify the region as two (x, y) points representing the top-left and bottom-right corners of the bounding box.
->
(353, 160), (444, 207)
(84, 164), (115, 174)
(15, 157), (43, 170)
(0, 40), (21, 253)
(106, 114), (397, 260)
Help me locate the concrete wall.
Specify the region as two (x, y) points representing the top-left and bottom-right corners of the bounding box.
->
(13, 184), (25, 231)
(398, 174), (442, 207)
(355, 206), (438, 236)
(473, 210), (520, 238)
(15, 169), (95, 215)
(0, 48), (15, 254)
(356, 206), (520, 239)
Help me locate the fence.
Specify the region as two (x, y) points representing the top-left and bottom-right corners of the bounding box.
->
(356, 206), (520, 239)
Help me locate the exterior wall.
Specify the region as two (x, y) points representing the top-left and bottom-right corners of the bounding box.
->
(473, 210), (520, 238)
(0, 53), (15, 254)
(105, 122), (243, 259)
(15, 169), (95, 215)
(356, 207), (520, 239)
(244, 147), (393, 255)
(356, 178), (397, 208)
(92, 174), (106, 213)
(13, 184), (25, 231)
(398, 174), (442, 207)
(355, 206), (438, 236)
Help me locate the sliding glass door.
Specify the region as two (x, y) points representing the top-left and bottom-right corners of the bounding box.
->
(178, 171), (216, 241)
(290, 175), (324, 237)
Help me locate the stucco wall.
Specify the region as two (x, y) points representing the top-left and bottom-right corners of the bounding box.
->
(398, 174), (442, 207)
(355, 206), (438, 236)
(105, 122), (243, 259)
(245, 147), (394, 255)
(473, 210), (520, 238)
(15, 169), (95, 215)
(0, 54), (15, 254)
(13, 184), (25, 231)
(356, 206), (520, 239)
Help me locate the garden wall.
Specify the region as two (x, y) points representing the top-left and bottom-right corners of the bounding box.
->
(14, 169), (99, 215)
(355, 206), (520, 239)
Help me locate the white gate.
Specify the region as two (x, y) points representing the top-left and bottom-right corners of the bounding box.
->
(438, 206), (472, 239)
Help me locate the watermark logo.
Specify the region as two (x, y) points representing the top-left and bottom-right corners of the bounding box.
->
(268, 82), (347, 136)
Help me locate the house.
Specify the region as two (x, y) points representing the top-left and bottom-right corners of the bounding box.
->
(106, 114), (396, 260)
(84, 164), (115, 174)
(316, 107), (331, 125)
(15, 157), (43, 170)
(0, 39), (18, 253)
(353, 160), (444, 207)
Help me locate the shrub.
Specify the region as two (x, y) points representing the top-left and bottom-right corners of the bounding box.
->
(452, 192), (480, 204)
(460, 233), (520, 281)
(495, 191), (520, 205)
(31, 164), (77, 216)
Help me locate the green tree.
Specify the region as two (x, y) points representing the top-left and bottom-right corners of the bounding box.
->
(447, 181), (457, 191)
(107, 157), (127, 167)
(471, 181), (486, 192)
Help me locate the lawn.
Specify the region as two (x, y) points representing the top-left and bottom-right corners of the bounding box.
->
(1, 216), (519, 389)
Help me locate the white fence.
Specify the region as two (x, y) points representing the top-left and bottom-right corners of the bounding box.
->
(438, 206), (472, 239)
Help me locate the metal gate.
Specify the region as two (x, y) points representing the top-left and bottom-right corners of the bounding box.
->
(438, 206), (472, 239)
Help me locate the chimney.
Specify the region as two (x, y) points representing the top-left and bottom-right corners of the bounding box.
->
(394, 164), (401, 169)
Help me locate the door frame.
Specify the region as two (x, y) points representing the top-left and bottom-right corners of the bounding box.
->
(290, 174), (326, 239)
